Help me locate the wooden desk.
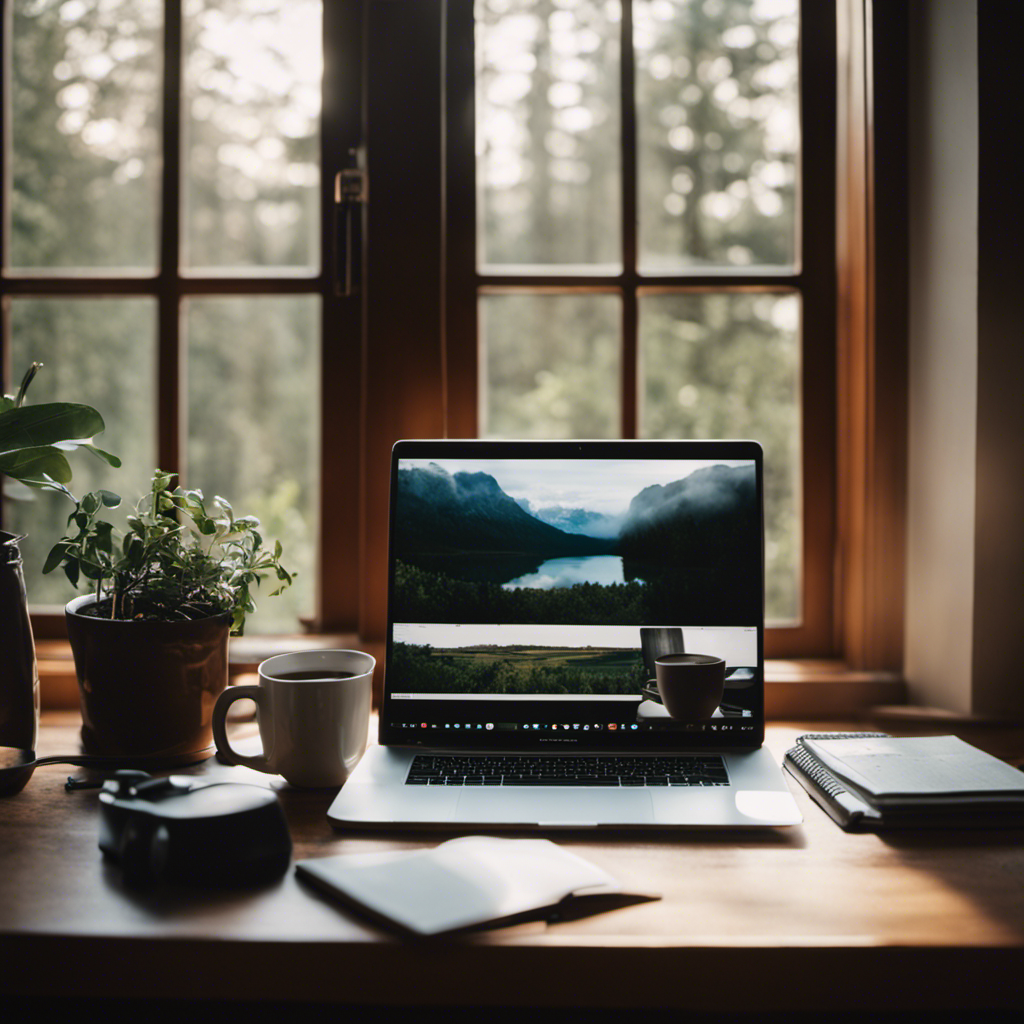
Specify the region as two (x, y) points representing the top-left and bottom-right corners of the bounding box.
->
(2, 712), (1022, 1013)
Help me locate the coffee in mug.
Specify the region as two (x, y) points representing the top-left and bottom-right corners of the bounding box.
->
(213, 650), (375, 787)
(654, 653), (725, 721)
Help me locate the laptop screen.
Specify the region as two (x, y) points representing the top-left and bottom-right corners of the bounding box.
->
(381, 440), (764, 750)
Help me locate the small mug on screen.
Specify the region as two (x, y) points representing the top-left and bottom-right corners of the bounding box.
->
(654, 654), (726, 721)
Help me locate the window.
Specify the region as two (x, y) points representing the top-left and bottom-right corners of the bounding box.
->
(1, 0), (362, 635)
(5, 0), (902, 673)
(440, 0), (837, 656)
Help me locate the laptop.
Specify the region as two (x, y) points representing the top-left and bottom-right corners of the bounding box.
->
(328, 439), (801, 828)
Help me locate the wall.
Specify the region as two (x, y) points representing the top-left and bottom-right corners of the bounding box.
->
(904, 0), (1023, 717)
(904, 0), (978, 713)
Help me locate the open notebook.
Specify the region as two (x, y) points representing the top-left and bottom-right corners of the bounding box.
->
(297, 836), (658, 936)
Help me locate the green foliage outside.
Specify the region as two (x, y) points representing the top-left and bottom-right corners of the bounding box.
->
(392, 641), (648, 696)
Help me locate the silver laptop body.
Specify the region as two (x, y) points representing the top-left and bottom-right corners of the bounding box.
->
(328, 439), (800, 828)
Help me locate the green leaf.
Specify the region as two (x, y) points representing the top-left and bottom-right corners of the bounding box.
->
(0, 445), (73, 485)
(153, 471), (175, 492)
(34, 478), (76, 500)
(80, 443), (122, 468)
(63, 560), (80, 588)
(0, 396), (15, 414)
(43, 542), (70, 575)
(0, 403), (105, 455)
(94, 521), (115, 553)
(15, 363), (43, 407)
(99, 490), (121, 507)
(81, 492), (101, 514)
(79, 560), (105, 581)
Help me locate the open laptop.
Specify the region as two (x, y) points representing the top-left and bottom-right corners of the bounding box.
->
(328, 439), (801, 828)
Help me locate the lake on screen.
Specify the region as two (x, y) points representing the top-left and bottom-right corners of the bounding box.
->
(502, 555), (633, 590)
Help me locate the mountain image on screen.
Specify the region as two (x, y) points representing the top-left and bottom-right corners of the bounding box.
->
(513, 500), (623, 538)
(394, 466), (613, 557)
(618, 464), (757, 566)
(392, 462), (759, 626)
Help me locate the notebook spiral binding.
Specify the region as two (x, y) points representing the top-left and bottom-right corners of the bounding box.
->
(786, 745), (847, 798)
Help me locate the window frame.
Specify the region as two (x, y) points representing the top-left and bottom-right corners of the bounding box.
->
(443, 0), (838, 658)
(0, 0), (364, 639)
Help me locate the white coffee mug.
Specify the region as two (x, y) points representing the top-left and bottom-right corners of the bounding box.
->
(213, 650), (375, 787)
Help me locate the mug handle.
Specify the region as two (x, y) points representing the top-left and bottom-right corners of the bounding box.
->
(212, 685), (273, 773)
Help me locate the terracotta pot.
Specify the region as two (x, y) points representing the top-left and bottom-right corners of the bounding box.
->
(66, 594), (231, 763)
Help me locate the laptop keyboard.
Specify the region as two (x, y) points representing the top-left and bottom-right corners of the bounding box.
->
(406, 754), (729, 787)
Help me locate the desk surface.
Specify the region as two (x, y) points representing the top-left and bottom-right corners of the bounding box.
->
(2, 712), (1023, 1012)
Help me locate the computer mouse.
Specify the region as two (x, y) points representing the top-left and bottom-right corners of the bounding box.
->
(99, 770), (292, 887)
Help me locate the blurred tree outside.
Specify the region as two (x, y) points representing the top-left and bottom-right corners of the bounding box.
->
(635, 0), (798, 269)
(477, 0), (622, 268)
(8, 0), (161, 269)
(481, 292), (621, 438)
(183, 0), (321, 270)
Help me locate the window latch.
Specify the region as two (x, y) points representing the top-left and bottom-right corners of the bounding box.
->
(334, 153), (367, 297)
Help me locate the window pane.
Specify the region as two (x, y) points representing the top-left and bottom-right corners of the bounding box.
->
(476, 0), (621, 270)
(7, 0), (161, 271)
(635, 0), (799, 271)
(481, 293), (620, 438)
(5, 298), (158, 605)
(183, 0), (322, 272)
(639, 291), (800, 622)
(186, 296), (319, 633)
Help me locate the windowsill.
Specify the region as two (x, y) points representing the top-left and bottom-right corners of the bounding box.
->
(764, 659), (905, 719)
(36, 640), (906, 719)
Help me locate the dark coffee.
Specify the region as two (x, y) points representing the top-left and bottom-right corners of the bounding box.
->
(269, 669), (356, 681)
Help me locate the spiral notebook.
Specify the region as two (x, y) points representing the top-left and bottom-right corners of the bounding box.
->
(783, 732), (1024, 831)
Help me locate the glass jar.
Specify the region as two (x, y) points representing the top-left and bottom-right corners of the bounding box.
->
(0, 531), (40, 750)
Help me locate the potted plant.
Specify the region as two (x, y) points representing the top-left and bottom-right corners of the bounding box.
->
(1, 362), (119, 751)
(43, 469), (293, 763)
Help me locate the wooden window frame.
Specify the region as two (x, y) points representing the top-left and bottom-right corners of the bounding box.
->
(0, 0), (364, 639)
(359, 0), (907, 681)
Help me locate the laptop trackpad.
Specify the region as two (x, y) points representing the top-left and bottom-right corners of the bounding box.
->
(455, 788), (655, 826)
